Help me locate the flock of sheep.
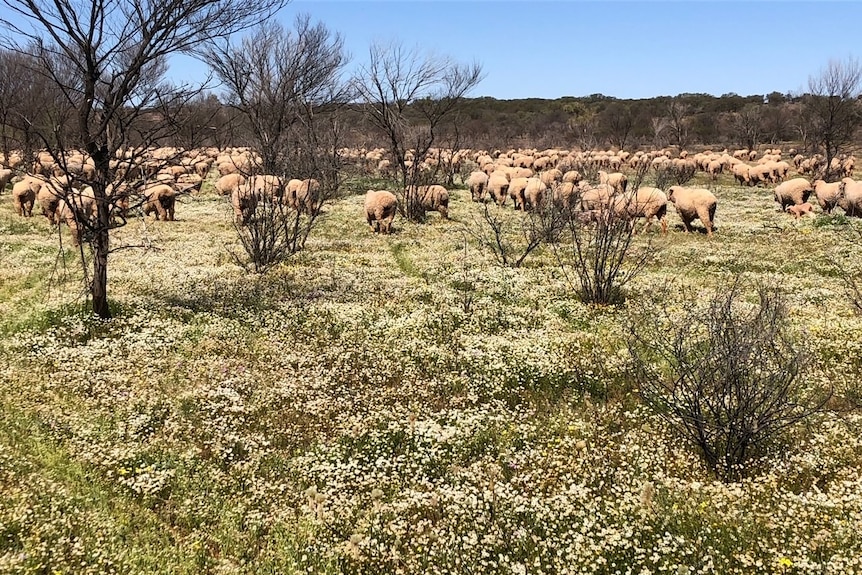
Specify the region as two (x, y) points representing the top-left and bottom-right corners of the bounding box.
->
(0, 144), (859, 243)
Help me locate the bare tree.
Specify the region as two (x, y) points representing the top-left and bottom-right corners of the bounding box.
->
(599, 101), (634, 150)
(726, 104), (762, 151)
(629, 278), (830, 482)
(0, 0), (284, 318)
(806, 57), (862, 180)
(205, 16), (349, 272)
(665, 98), (691, 149)
(353, 41), (483, 221)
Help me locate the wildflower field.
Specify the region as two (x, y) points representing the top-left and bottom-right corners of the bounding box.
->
(1, 176), (862, 574)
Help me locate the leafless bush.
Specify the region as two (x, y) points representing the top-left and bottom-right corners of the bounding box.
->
(628, 278), (830, 482)
(467, 202), (550, 268)
(551, 165), (653, 306)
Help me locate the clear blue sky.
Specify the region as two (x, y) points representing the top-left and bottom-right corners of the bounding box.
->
(272, 0), (859, 100)
(139, 1), (862, 100)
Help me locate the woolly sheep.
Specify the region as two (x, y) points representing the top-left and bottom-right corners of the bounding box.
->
(598, 170), (627, 195)
(667, 186), (717, 236)
(215, 173), (246, 196)
(415, 184), (449, 219)
(0, 168), (12, 192)
(579, 183), (615, 212)
(813, 179), (845, 214)
(231, 183), (258, 224)
(11, 180), (36, 216)
(508, 177), (529, 210)
(293, 179), (321, 214)
(487, 171), (510, 206)
(57, 186), (98, 246)
(706, 160), (723, 180)
(613, 186), (668, 234)
(467, 171), (489, 202)
(364, 190), (398, 234)
(732, 163), (751, 186)
(772, 178), (814, 209)
(839, 178), (862, 217)
(142, 183), (177, 221)
(523, 177), (547, 210)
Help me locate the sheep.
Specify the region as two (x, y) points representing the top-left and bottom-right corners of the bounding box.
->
(523, 177), (547, 210)
(364, 190), (398, 234)
(539, 168), (563, 188)
(561, 170), (582, 184)
(11, 179), (37, 216)
(231, 183), (258, 224)
(57, 186), (98, 246)
(467, 171), (489, 202)
(785, 202), (815, 219)
(215, 173), (246, 196)
(142, 183), (177, 221)
(0, 168), (12, 193)
(772, 178), (814, 209)
(812, 179), (845, 214)
(579, 183), (615, 212)
(409, 184), (449, 219)
(706, 159), (723, 180)
(552, 182), (579, 211)
(508, 177), (529, 210)
(487, 171), (510, 206)
(839, 178), (862, 217)
(732, 163), (751, 186)
(293, 178), (321, 214)
(667, 186), (717, 236)
(612, 186), (668, 234)
(598, 170), (627, 195)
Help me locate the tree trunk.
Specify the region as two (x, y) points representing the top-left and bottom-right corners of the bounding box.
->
(90, 149), (113, 319)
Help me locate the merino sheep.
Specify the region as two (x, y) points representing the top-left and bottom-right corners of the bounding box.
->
(487, 171), (510, 206)
(231, 184), (258, 224)
(467, 171), (489, 202)
(508, 177), (529, 210)
(523, 177), (547, 210)
(839, 178), (862, 217)
(613, 186), (668, 234)
(785, 202), (815, 219)
(215, 173), (246, 196)
(364, 190), (398, 234)
(142, 183), (177, 221)
(732, 163), (751, 186)
(598, 170), (627, 195)
(57, 186), (98, 246)
(0, 168), (12, 193)
(293, 179), (321, 214)
(667, 186), (717, 236)
(773, 178), (814, 209)
(11, 180), (36, 216)
(414, 184), (449, 219)
(813, 179), (845, 214)
(579, 183), (615, 212)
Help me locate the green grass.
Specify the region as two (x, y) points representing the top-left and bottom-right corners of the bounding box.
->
(1, 168), (862, 573)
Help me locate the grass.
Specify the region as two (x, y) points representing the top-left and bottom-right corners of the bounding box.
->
(1, 169), (862, 574)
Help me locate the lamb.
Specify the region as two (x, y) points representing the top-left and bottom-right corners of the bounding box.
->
(364, 190), (398, 234)
(667, 186), (717, 236)
(813, 179), (845, 214)
(785, 202), (815, 219)
(772, 178), (814, 209)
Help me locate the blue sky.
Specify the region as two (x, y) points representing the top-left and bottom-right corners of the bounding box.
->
(8, 0), (858, 101)
(274, 0), (859, 100)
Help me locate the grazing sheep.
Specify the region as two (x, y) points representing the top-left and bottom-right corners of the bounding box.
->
(11, 180), (36, 216)
(667, 186), (717, 236)
(414, 184), (449, 219)
(613, 186), (668, 234)
(813, 179), (845, 214)
(0, 168), (12, 193)
(364, 190), (398, 234)
(706, 160), (723, 180)
(552, 182), (579, 210)
(732, 163), (751, 186)
(467, 171), (489, 202)
(487, 171), (510, 206)
(773, 178), (814, 209)
(539, 168), (563, 188)
(785, 202), (815, 219)
(562, 170), (582, 184)
(508, 177), (529, 210)
(57, 186), (98, 246)
(598, 170), (628, 194)
(142, 183), (177, 221)
(523, 177), (547, 210)
(839, 178), (862, 217)
(579, 183), (615, 212)
(293, 179), (321, 214)
(215, 173), (246, 196)
(231, 183), (258, 224)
